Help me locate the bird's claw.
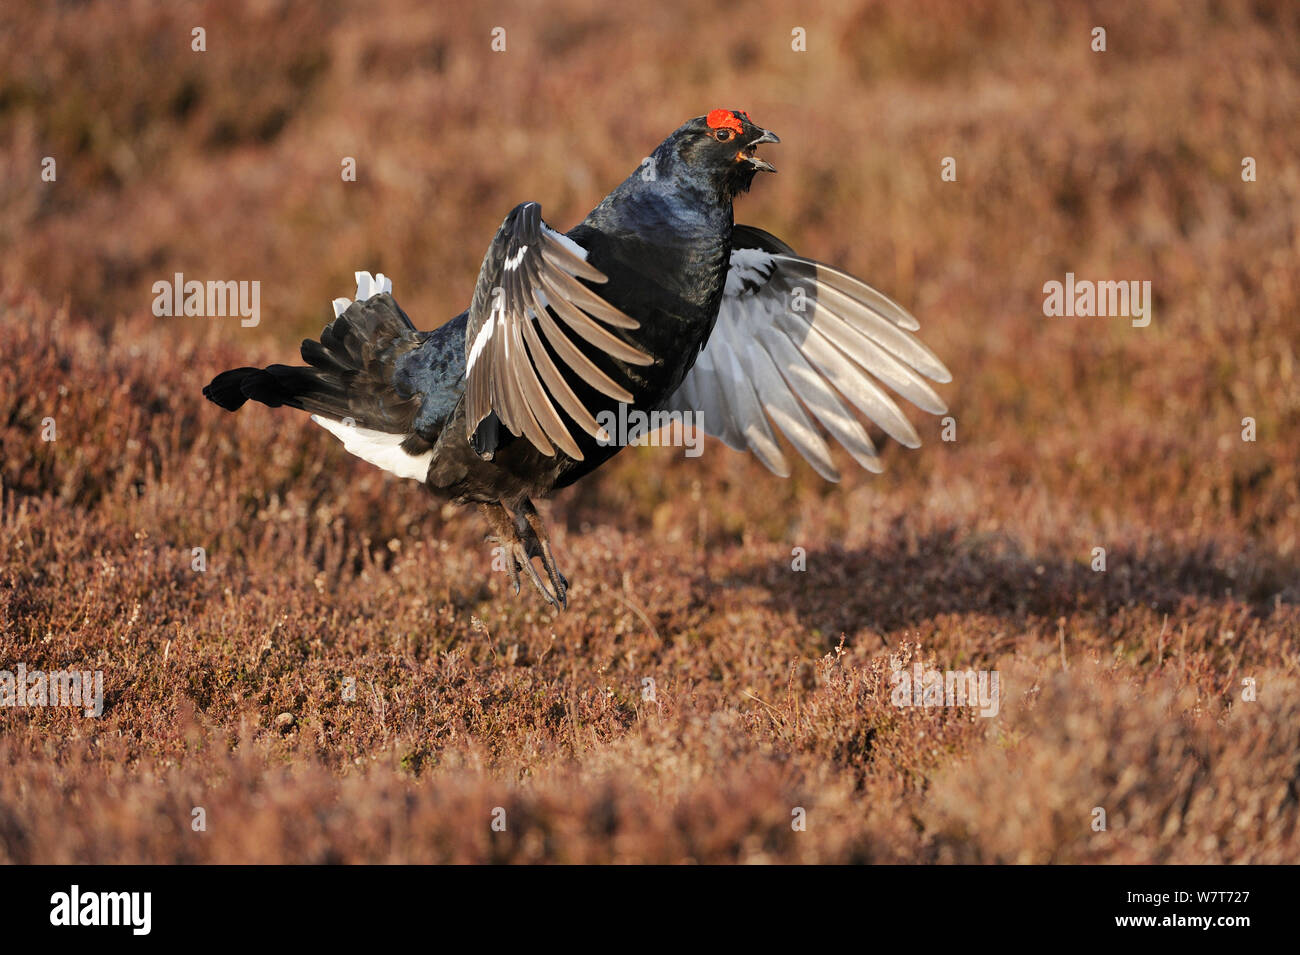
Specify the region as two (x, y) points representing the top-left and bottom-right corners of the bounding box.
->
(511, 539), (563, 609)
(482, 500), (569, 610)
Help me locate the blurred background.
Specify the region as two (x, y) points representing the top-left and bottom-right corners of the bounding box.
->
(0, 0), (1298, 863)
(2, 0), (1297, 557)
(7, 0), (1298, 336)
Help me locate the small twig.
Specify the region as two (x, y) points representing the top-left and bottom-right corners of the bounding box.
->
(742, 689), (782, 721)
(614, 576), (660, 643)
(368, 679), (387, 731)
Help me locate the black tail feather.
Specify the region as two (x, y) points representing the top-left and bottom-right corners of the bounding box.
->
(202, 292), (422, 431)
(202, 367), (263, 411)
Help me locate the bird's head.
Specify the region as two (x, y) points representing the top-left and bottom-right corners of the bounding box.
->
(661, 109), (780, 199)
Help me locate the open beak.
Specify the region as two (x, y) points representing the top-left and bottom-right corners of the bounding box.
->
(738, 129), (780, 173)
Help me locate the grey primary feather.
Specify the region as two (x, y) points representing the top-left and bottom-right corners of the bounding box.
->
(663, 226), (952, 478)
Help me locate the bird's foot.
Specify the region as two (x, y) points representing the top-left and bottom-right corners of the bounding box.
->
(479, 500), (568, 610)
(515, 499), (568, 609)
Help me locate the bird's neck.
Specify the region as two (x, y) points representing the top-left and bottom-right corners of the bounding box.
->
(578, 152), (735, 309)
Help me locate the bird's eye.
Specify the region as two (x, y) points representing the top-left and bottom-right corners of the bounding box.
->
(713, 128), (734, 143)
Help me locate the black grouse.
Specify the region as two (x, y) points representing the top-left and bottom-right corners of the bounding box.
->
(204, 109), (951, 609)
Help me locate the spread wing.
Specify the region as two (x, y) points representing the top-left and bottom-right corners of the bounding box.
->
(664, 225), (951, 481)
(463, 201), (652, 460)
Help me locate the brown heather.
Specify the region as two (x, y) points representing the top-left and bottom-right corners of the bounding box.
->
(0, 0), (1298, 863)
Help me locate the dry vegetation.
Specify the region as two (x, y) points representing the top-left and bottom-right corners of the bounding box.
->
(1, 0), (1298, 863)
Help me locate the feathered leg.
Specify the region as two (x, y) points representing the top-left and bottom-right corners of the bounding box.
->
(479, 500), (568, 610)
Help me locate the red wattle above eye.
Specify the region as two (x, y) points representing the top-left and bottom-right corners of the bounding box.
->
(706, 109), (744, 136)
